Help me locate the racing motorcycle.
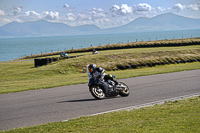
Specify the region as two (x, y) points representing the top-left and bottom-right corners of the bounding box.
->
(88, 75), (130, 99)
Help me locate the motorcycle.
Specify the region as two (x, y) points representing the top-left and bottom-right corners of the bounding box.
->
(88, 75), (130, 99)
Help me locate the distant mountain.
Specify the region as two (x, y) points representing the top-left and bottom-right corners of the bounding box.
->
(0, 13), (200, 38)
(0, 20), (102, 38)
(104, 13), (200, 33)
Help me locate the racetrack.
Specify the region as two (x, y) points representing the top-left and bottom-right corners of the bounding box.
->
(0, 70), (200, 131)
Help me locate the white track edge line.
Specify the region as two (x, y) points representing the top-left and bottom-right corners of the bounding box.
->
(62, 93), (200, 122)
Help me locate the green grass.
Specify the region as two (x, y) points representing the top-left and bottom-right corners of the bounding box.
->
(0, 45), (200, 94)
(1, 42), (200, 132)
(2, 96), (200, 133)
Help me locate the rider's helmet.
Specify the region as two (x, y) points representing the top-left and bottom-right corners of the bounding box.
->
(88, 64), (96, 73)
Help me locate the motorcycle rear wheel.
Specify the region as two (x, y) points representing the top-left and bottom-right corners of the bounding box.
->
(118, 82), (130, 97)
(89, 85), (105, 99)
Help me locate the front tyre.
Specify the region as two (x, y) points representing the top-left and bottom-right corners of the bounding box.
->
(118, 82), (130, 97)
(89, 85), (105, 99)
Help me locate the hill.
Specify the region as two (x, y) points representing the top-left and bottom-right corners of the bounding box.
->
(0, 20), (102, 37)
(0, 13), (200, 38)
(104, 13), (200, 33)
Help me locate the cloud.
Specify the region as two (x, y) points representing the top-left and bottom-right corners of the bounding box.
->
(185, 3), (200, 11)
(42, 11), (59, 20)
(63, 7), (107, 25)
(25, 11), (40, 17)
(155, 7), (166, 12)
(60, 7), (109, 27)
(133, 3), (152, 12)
(77, 13), (89, 20)
(172, 3), (184, 12)
(110, 4), (120, 12)
(90, 8), (106, 19)
(0, 9), (6, 16)
(90, 11), (106, 18)
(63, 4), (75, 12)
(121, 4), (132, 14)
(0, 2), (200, 28)
(110, 3), (154, 16)
(65, 13), (76, 21)
(171, 3), (200, 12)
(109, 2), (199, 18)
(13, 6), (22, 16)
(63, 4), (70, 8)
(0, 18), (11, 26)
(110, 4), (132, 16)
(25, 11), (60, 20)
(93, 8), (104, 13)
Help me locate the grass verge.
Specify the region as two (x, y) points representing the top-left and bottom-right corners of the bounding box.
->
(2, 96), (200, 133)
(0, 45), (200, 94)
(0, 62), (199, 94)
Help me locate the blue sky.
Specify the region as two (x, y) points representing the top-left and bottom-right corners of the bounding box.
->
(0, 0), (199, 28)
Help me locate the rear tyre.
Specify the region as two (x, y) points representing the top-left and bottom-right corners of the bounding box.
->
(89, 85), (105, 99)
(118, 82), (130, 97)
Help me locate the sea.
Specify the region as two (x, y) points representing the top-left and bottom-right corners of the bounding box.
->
(0, 29), (200, 62)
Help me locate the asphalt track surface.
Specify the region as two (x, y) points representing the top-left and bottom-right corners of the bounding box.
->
(0, 70), (200, 131)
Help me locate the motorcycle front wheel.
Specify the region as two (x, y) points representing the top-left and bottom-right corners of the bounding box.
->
(118, 82), (130, 97)
(89, 85), (105, 99)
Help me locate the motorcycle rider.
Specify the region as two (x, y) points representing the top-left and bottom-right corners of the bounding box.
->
(88, 64), (118, 92)
(92, 49), (99, 54)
